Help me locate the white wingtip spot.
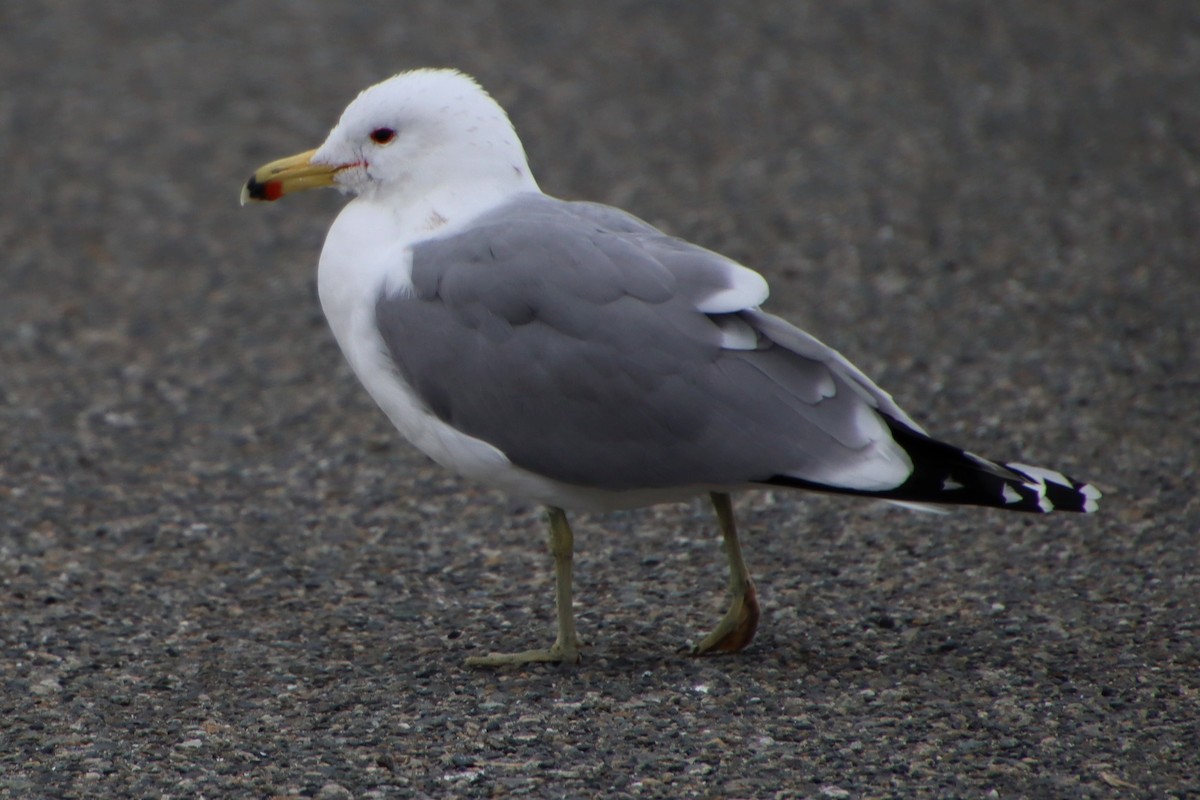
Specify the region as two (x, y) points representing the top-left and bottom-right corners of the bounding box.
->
(1081, 483), (1102, 513)
(1008, 462), (1072, 488)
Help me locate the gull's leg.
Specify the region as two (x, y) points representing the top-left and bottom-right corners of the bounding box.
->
(465, 506), (581, 667)
(692, 491), (760, 655)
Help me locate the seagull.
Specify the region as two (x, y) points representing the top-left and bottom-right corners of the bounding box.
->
(242, 69), (1100, 666)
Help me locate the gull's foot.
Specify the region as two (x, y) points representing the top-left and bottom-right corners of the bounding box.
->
(691, 582), (760, 655)
(465, 639), (581, 667)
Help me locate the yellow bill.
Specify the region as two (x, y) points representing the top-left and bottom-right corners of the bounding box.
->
(240, 148), (336, 204)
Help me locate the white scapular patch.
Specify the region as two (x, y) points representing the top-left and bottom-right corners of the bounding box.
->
(695, 263), (770, 313)
(814, 370), (837, 399)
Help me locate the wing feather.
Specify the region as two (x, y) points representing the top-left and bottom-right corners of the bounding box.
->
(377, 194), (914, 492)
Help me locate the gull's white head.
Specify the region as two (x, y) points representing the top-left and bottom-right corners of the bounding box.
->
(242, 69), (537, 205)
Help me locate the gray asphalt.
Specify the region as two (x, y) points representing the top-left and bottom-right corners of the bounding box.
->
(2, 2), (1198, 798)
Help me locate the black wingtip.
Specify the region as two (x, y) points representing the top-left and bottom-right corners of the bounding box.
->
(760, 418), (1099, 514)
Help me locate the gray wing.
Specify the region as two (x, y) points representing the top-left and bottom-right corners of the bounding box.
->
(375, 193), (916, 492)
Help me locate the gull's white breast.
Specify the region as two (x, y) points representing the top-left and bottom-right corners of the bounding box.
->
(317, 199), (506, 472)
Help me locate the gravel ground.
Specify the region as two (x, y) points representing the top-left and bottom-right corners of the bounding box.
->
(3, 2), (1198, 798)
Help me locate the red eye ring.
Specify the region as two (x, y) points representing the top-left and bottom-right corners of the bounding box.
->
(369, 127), (397, 144)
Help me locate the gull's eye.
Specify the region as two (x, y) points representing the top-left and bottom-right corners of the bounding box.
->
(369, 127), (397, 145)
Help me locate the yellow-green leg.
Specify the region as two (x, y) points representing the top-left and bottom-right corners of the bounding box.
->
(692, 492), (760, 655)
(465, 506), (582, 667)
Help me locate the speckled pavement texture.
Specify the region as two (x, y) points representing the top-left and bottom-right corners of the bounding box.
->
(2, 3), (1198, 798)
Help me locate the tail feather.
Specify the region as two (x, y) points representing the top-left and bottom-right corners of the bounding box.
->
(762, 418), (1101, 514)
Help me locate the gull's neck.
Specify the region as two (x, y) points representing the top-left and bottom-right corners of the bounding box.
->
(372, 178), (538, 244)
(317, 173), (540, 328)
